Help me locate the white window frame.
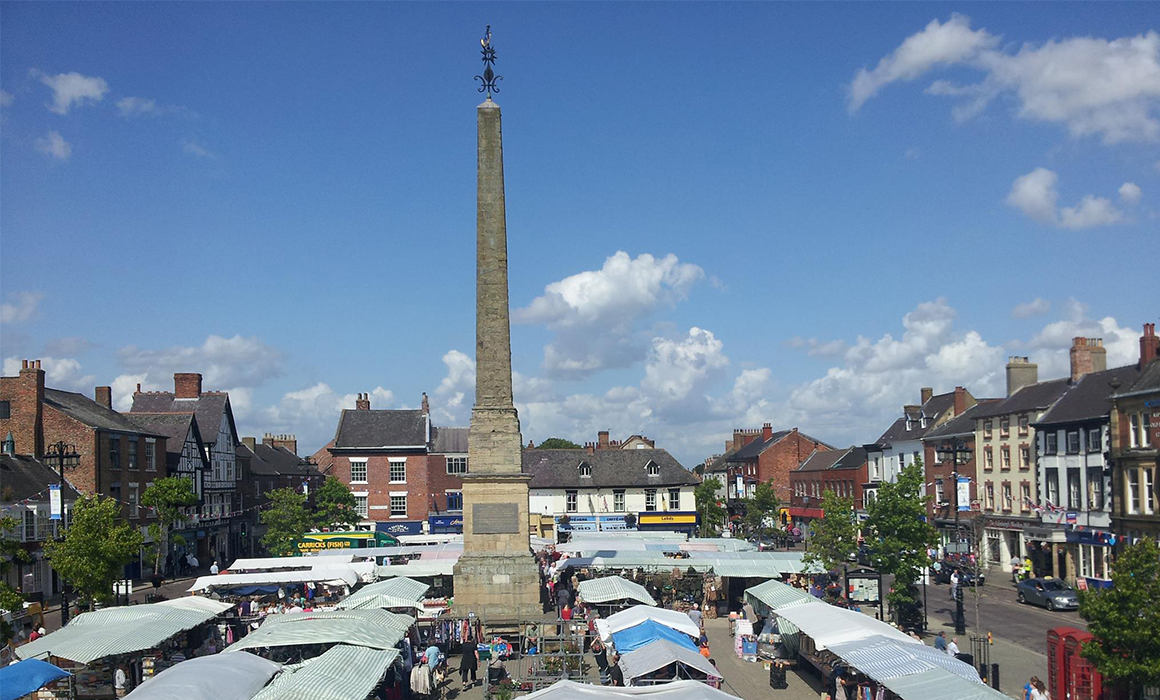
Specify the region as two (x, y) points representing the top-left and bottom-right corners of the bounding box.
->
(1144, 468), (1155, 515)
(145, 438), (157, 472)
(1002, 483), (1013, 512)
(613, 490), (625, 512)
(565, 490), (578, 513)
(446, 456), (468, 475)
(389, 459), (406, 484)
(350, 459), (368, 484)
(389, 492), (407, 517)
(129, 483), (140, 519)
(645, 489), (657, 512)
(1130, 414), (1141, 448)
(1127, 469), (1140, 515)
(579, 464), (592, 478)
(646, 461), (660, 477)
(984, 483), (994, 511)
(352, 491), (369, 519)
(668, 488), (681, 510)
(1142, 413), (1153, 447)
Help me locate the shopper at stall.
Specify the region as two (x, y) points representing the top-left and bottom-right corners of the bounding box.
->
(459, 641), (478, 691)
(608, 654), (624, 687)
(592, 637), (610, 685)
(687, 603), (703, 629)
(114, 665), (129, 697)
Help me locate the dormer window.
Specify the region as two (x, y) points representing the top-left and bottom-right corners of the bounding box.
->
(646, 460), (660, 477)
(905, 420), (913, 431)
(578, 462), (592, 478)
(920, 416), (928, 429)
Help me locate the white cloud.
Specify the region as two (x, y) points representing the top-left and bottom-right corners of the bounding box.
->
(641, 328), (730, 405)
(1118, 182), (1142, 204)
(850, 14), (998, 112)
(117, 334), (285, 390)
(1025, 304), (1141, 379)
(1006, 168), (1124, 229)
(35, 131), (71, 161)
(1012, 298), (1051, 319)
(515, 252), (704, 377)
(2, 356), (95, 392)
(432, 350), (477, 424)
(852, 17), (1160, 143)
(1, 291), (44, 324)
(34, 70), (108, 115)
(259, 383), (393, 448)
(110, 373), (163, 411)
(183, 141), (215, 159)
(117, 96), (156, 116)
(0, 90), (12, 107)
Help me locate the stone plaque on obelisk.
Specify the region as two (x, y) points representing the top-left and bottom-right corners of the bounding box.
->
(452, 26), (542, 620)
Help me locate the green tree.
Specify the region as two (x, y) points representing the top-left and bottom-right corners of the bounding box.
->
(1079, 538), (1160, 697)
(141, 477), (198, 574)
(536, 437), (582, 449)
(694, 477), (726, 537)
(260, 488), (313, 556)
(743, 480), (780, 539)
(1, 514), (31, 643)
(803, 489), (858, 573)
(313, 476), (360, 529)
(44, 495), (143, 606)
(864, 459), (937, 625)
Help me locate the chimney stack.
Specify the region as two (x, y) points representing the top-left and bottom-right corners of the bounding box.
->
(953, 386), (970, 416)
(15, 359), (46, 457)
(94, 386), (112, 410)
(598, 430), (610, 449)
(355, 393), (371, 411)
(585, 442), (595, 455)
(762, 423), (773, 441)
(1140, 323), (1159, 368)
(242, 436), (257, 451)
(920, 387), (934, 405)
(1006, 356), (1038, 397)
(421, 392), (430, 416)
(1070, 338), (1107, 383)
(262, 432), (275, 447)
(174, 372), (202, 399)
(273, 434), (298, 455)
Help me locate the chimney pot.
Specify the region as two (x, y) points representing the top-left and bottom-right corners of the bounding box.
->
(761, 423), (773, 441)
(22, 359), (28, 369)
(1139, 323), (1159, 368)
(1071, 337), (1106, 383)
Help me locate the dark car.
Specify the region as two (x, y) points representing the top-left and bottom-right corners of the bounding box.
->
(931, 564), (985, 587)
(1016, 578), (1079, 611)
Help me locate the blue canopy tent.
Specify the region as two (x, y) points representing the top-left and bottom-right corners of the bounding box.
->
(611, 619), (698, 654)
(0, 658), (71, 700)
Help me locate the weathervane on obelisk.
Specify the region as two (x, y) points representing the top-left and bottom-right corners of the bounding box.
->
(475, 25), (503, 98)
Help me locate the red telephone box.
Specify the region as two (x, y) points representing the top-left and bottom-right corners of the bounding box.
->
(1065, 631), (1110, 700)
(1047, 627), (1084, 699)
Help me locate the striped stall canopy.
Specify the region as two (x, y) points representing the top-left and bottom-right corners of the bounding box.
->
(250, 645), (399, 700)
(338, 577), (430, 610)
(224, 609), (413, 653)
(578, 576), (657, 606)
(618, 639), (722, 682)
(228, 554), (355, 571)
(188, 567), (363, 592)
(877, 667), (1007, 700)
(743, 579), (814, 613)
(15, 597), (233, 664)
(772, 601), (919, 651)
(523, 679), (736, 699)
(825, 635), (983, 683)
(374, 560), (458, 578)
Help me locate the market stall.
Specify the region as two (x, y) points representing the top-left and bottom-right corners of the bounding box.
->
(617, 639), (722, 687)
(121, 651), (281, 700)
(188, 565), (365, 595)
(577, 576), (657, 608)
(224, 609), (413, 661)
(249, 645), (401, 700)
(14, 597), (234, 699)
(595, 606), (700, 643)
(336, 577), (431, 613)
(611, 621), (698, 655)
(0, 658), (71, 700)
(522, 678), (736, 699)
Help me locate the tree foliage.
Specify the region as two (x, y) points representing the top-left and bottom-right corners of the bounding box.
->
(141, 477), (198, 573)
(536, 437), (582, 450)
(313, 476), (360, 529)
(44, 495), (143, 605)
(694, 477), (726, 537)
(743, 480), (779, 538)
(803, 489), (858, 573)
(864, 459), (937, 620)
(1, 514), (31, 643)
(1079, 538), (1160, 694)
(260, 488), (313, 556)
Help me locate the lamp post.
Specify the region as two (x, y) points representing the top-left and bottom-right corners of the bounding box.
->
(936, 439), (973, 636)
(44, 441), (80, 625)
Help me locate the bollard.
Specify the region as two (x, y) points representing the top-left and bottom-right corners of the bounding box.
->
(991, 663), (1000, 690)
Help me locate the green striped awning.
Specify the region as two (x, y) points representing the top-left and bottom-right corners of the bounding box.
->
(338, 577), (429, 610)
(15, 597), (233, 664)
(224, 609), (412, 653)
(577, 576), (656, 606)
(250, 645), (399, 700)
(743, 579), (814, 613)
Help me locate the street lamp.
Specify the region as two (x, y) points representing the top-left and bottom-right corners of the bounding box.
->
(44, 441), (80, 625)
(935, 439), (973, 636)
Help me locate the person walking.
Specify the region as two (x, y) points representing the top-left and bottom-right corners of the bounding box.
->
(949, 569), (960, 601)
(687, 603), (703, 629)
(1023, 676), (1041, 700)
(1030, 678), (1051, 700)
(459, 641), (478, 691)
(556, 585), (571, 619)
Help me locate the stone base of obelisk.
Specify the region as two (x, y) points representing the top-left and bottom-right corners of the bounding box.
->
(452, 474), (543, 621)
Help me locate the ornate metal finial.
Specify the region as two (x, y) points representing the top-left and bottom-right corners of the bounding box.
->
(475, 25), (503, 98)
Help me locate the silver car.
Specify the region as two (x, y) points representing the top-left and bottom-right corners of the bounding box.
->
(1016, 578), (1079, 611)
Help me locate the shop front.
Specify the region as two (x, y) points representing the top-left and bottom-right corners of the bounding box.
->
(636, 511), (699, 536)
(1067, 528), (1116, 590)
(983, 515), (1037, 573)
(428, 514), (464, 534)
(555, 514), (630, 533)
(375, 520), (424, 537)
(1024, 526), (1069, 580)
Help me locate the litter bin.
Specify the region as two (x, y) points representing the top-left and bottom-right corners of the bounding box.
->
(769, 663), (788, 689)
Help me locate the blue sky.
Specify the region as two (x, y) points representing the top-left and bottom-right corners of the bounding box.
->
(2, 3), (1157, 467)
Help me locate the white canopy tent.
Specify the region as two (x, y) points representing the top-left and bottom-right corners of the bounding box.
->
(188, 566), (362, 593)
(770, 601), (919, 651)
(617, 639), (722, 684)
(594, 605), (700, 642)
(522, 679), (735, 699)
(578, 576), (657, 606)
(374, 560), (458, 578)
(227, 554), (355, 571)
(122, 651), (281, 700)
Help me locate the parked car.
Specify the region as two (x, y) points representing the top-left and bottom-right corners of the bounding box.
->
(1016, 578), (1079, 611)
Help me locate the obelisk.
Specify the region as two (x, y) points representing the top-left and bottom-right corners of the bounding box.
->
(452, 27), (542, 620)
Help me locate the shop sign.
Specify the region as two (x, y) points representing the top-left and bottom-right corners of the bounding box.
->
(1066, 512), (1077, 524)
(1024, 526), (1067, 543)
(376, 520), (423, 536)
(295, 539), (353, 553)
(428, 515), (464, 533)
(598, 515), (628, 531)
(638, 511), (698, 525)
(985, 516), (1034, 530)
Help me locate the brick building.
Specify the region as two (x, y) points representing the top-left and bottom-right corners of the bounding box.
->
(0, 359), (168, 579)
(788, 446), (869, 530)
(130, 373), (241, 567)
(920, 401), (997, 552)
(236, 433), (323, 555)
(1110, 323), (1160, 548)
(724, 424), (832, 503)
(578, 430), (656, 451)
